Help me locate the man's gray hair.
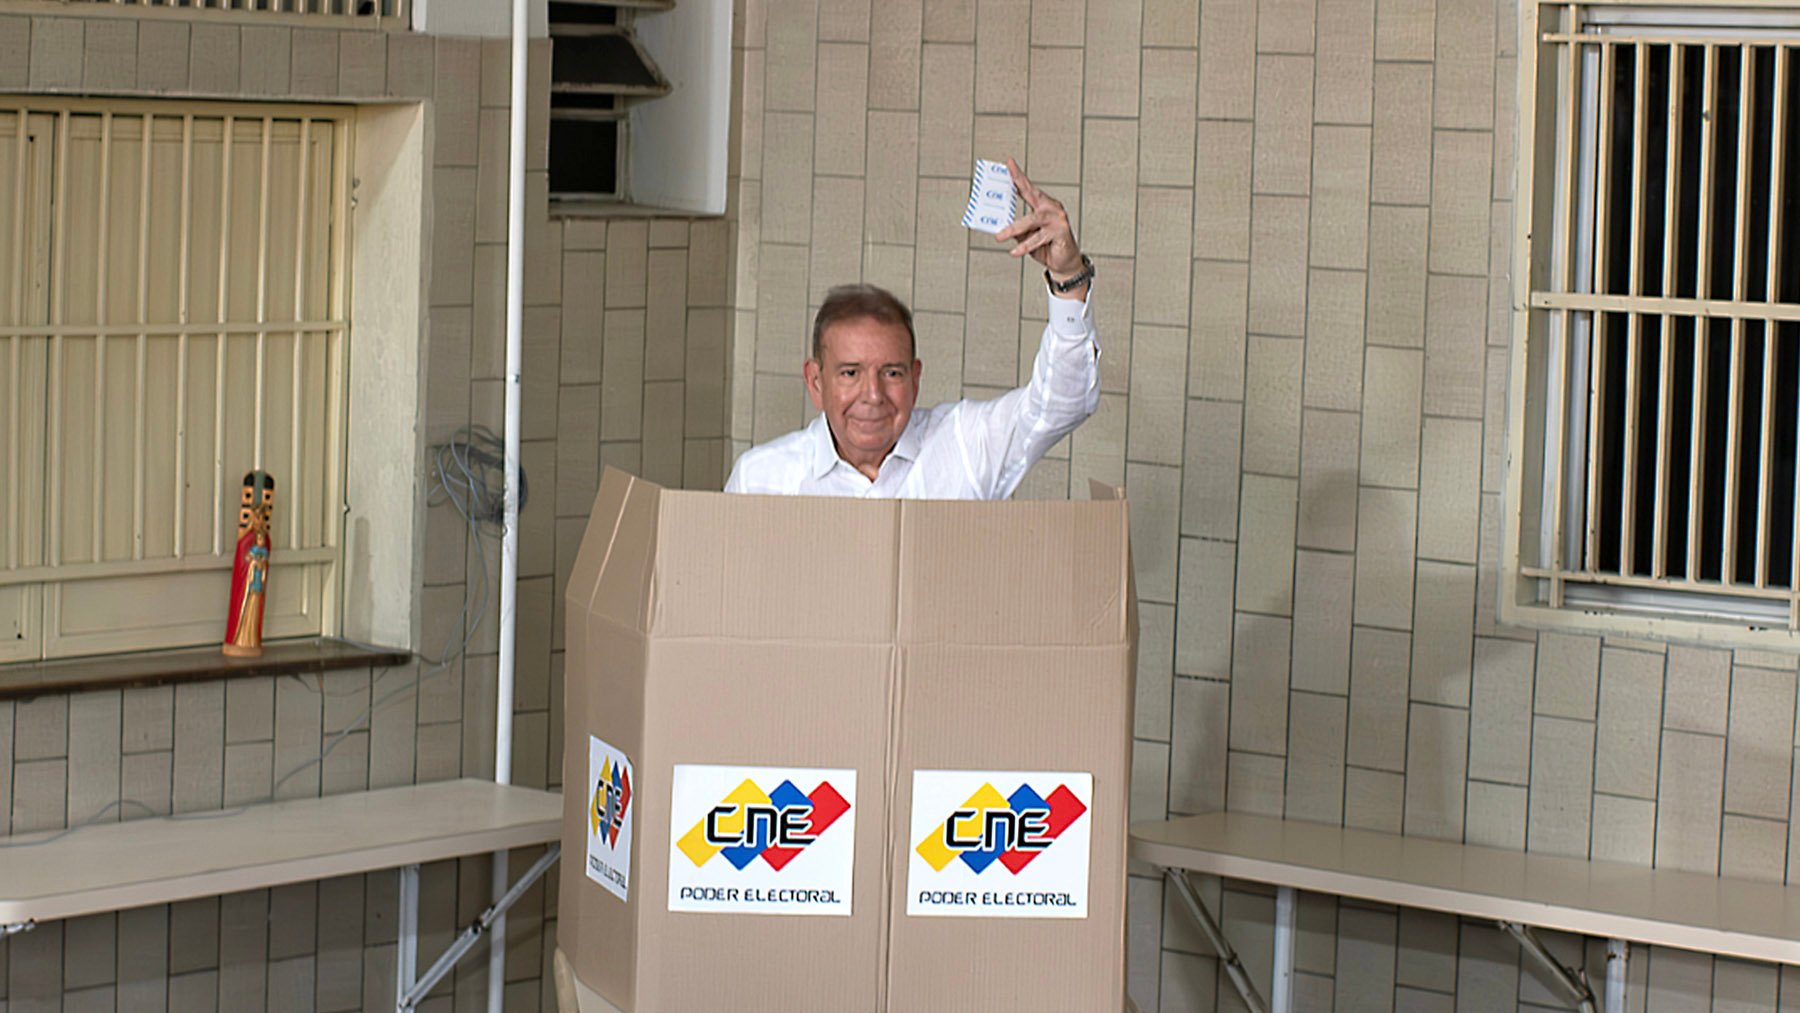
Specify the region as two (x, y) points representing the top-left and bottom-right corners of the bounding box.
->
(811, 283), (916, 361)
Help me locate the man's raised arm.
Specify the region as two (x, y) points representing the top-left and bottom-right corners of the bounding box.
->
(996, 159), (1092, 302)
(954, 160), (1101, 499)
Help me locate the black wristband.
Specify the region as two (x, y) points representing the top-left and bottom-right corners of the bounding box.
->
(1045, 254), (1096, 294)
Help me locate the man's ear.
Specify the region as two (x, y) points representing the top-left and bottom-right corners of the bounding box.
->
(804, 358), (826, 412)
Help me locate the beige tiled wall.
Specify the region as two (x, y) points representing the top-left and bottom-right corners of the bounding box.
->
(723, 0), (1800, 1010)
(0, 14), (732, 1012)
(9, 1), (1800, 1009)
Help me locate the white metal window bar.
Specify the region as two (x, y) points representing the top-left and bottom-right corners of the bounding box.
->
(0, 98), (351, 661)
(0, 0), (408, 31)
(1511, 4), (1800, 644)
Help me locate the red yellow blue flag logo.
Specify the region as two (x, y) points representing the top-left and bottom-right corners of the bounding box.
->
(585, 736), (634, 902)
(667, 764), (858, 916)
(906, 770), (1093, 918)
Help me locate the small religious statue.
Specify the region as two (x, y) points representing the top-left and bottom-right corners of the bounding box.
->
(223, 471), (276, 658)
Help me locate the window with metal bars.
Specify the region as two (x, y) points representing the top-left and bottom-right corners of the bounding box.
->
(1510, 4), (1800, 643)
(0, 99), (352, 662)
(0, 0), (408, 30)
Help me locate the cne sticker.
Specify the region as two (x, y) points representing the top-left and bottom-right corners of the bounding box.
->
(585, 736), (634, 902)
(666, 764), (856, 916)
(906, 770), (1093, 918)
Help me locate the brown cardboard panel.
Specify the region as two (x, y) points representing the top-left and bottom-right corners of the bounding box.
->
(565, 468), (636, 623)
(561, 619), (650, 1008)
(650, 490), (900, 643)
(632, 638), (893, 1012)
(562, 472), (1136, 1012)
(1091, 481), (1143, 703)
(559, 630), (589, 977)
(558, 620), (591, 991)
(580, 470), (664, 634)
(897, 499), (1131, 647)
(886, 643), (1134, 1011)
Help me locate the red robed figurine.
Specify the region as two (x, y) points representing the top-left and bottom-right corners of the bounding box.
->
(223, 471), (276, 658)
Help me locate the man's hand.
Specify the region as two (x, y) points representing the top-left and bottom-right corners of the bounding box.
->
(994, 159), (1087, 293)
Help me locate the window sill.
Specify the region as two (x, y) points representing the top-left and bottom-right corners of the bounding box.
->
(0, 638), (411, 702)
(548, 197), (723, 220)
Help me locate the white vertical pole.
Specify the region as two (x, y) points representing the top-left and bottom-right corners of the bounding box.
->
(1270, 886), (1296, 1013)
(493, 0), (527, 1007)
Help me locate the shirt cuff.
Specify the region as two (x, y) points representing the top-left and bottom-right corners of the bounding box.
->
(1045, 281), (1094, 338)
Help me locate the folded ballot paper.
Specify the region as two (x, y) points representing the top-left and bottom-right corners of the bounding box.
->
(961, 159), (1018, 234)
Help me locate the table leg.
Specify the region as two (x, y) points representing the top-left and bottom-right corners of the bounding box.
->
(1164, 868), (1269, 1013)
(1604, 938), (1627, 1013)
(396, 864), (420, 1012)
(1271, 886), (1296, 1013)
(1499, 920), (1597, 1013)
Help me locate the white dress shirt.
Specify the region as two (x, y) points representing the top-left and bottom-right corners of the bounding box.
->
(724, 287), (1099, 499)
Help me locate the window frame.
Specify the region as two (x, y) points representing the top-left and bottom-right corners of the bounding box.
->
(1505, 1), (1800, 648)
(547, 0), (733, 217)
(0, 96), (357, 663)
(548, 2), (672, 209)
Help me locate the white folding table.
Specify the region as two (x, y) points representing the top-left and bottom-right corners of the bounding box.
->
(0, 778), (563, 1011)
(1133, 812), (1800, 1013)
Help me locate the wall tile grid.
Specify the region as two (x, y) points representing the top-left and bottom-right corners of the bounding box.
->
(716, 0), (1800, 1011)
(0, 16), (733, 1012)
(6, 0), (1800, 1010)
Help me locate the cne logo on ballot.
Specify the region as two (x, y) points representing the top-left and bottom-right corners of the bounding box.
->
(592, 756), (632, 848)
(667, 765), (856, 916)
(676, 777), (852, 870)
(907, 770), (1093, 919)
(585, 737), (635, 903)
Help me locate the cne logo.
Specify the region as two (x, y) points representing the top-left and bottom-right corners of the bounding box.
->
(677, 777), (851, 871)
(585, 737), (635, 903)
(915, 781), (1087, 875)
(906, 770), (1093, 919)
(668, 765), (857, 916)
(590, 755), (632, 849)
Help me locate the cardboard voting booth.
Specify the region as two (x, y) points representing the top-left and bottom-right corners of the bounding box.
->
(560, 467), (1137, 1011)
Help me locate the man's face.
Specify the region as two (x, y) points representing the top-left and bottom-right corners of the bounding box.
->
(804, 316), (921, 471)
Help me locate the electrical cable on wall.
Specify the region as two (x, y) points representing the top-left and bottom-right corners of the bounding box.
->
(1, 426), (529, 850)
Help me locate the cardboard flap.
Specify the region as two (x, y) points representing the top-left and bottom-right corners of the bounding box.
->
(648, 491), (900, 642)
(897, 499), (1131, 646)
(1088, 481), (1138, 648)
(570, 468), (664, 632)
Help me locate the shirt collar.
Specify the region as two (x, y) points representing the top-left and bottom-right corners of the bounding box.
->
(806, 413), (839, 479)
(890, 409), (924, 463)
(806, 410), (923, 480)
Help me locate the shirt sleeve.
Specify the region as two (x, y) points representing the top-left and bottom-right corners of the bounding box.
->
(951, 284), (1101, 499)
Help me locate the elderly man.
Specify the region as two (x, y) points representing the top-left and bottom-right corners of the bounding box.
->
(724, 160), (1098, 500)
